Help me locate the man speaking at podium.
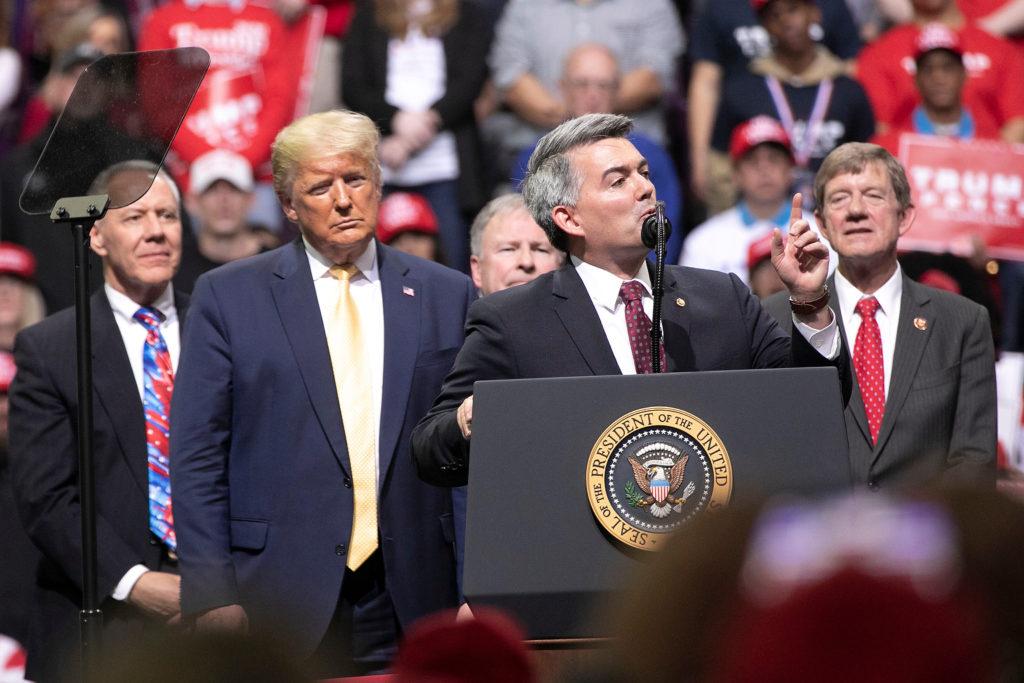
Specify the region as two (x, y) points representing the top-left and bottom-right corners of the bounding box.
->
(412, 113), (843, 486)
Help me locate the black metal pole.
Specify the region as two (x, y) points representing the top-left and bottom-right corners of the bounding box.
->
(72, 220), (103, 679)
(650, 203), (666, 374)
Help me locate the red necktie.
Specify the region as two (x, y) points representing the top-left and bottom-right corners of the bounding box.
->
(853, 297), (885, 444)
(619, 280), (665, 374)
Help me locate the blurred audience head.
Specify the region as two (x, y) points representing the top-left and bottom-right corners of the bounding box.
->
(914, 24), (967, 115)
(0, 243), (45, 350)
(560, 43), (621, 119)
(469, 194), (562, 296)
(41, 42), (103, 113)
(746, 233), (786, 299)
(754, 0), (821, 56)
(595, 490), (1024, 683)
(187, 149), (256, 238)
(376, 192), (441, 262)
(730, 116), (794, 210)
(88, 161), (183, 306)
(522, 113), (634, 253)
(391, 607), (536, 683)
(54, 5), (131, 56)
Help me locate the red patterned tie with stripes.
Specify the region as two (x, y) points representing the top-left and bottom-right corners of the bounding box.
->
(620, 280), (665, 374)
(134, 307), (176, 550)
(853, 297), (885, 444)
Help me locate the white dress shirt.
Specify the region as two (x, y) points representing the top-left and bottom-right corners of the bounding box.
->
(305, 238), (385, 488)
(572, 256), (839, 374)
(834, 265), (903, 400)
(105, 283), (180, 601)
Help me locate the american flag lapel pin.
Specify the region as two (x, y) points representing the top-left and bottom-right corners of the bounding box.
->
(403, 286), (415, 297)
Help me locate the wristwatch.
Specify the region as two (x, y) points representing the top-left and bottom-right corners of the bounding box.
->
(789, 285), (830, 315)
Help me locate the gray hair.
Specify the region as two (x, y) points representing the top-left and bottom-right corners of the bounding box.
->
(814, 142), (913, 215)
(469, 193), (529, 257)
(521, 113), (633, 251)
(89, 160), (181, 208)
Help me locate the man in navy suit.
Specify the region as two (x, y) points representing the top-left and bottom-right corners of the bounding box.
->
(170, 110), (476, 676)
(9, 162), (187, 681)
(413, 113), (844, 486)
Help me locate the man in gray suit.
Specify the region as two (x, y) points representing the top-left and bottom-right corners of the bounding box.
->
(767, 142), (996, 489)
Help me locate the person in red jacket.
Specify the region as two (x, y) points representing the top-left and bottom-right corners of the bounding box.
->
(138, 0), (295, 191)
(873, 23), (1003, 153)
(857, 0), (1024, 142)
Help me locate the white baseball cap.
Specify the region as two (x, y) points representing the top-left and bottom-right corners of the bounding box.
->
(189, 149), (254, 194)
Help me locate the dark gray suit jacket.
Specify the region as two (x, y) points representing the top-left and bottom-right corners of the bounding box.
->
(765, 274), (996, 489)
(412, 261), (845, 486)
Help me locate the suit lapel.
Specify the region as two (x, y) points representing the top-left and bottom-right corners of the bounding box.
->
(871, 276), (932, 464)
(654, 265), (694, 372)
(270, 240), (350, 477)
(90, 290), (147, 493)
(551, 263), (620, 375)
(377, 244), (418, 491)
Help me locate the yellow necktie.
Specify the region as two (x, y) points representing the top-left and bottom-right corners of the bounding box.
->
(328, 264), (378, 570)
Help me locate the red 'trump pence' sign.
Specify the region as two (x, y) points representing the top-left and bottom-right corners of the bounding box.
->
(897, 134), (1024, 260)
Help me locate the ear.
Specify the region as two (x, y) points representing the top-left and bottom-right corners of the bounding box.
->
(90, 223), (108, 258)
(278, 191), (299, 223)
(469, 255), (483, 290)
(897, 206), (916, 237)
(551, 205), (585, 239)
(184, 193), (200, 218)
(814, 209), (831, 242)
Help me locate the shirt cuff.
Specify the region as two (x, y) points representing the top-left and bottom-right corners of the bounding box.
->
(112, 564), (150, 601)
(794, 310), (840, 360)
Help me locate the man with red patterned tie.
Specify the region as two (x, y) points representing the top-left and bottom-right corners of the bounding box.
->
(8, 161), (188, 682)
(766, 142), (996, 489)
(412, 113), (845, 487)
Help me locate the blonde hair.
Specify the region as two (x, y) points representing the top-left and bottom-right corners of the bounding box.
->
(271, 110), (381, 197)
(374, 0), (458, 39)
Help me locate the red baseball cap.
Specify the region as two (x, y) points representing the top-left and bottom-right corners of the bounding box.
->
(747, 232), (777, 271)
(730, 116), (794, 163)
(376, 192), (439, 245)
(0, 243), (36, 281)
(915, 23), (964, 64)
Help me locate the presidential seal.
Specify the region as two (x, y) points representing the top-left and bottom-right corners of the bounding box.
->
(586, 407), (732, 551)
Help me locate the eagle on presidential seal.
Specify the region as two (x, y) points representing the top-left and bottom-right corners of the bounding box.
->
(626, 443), (697, 518)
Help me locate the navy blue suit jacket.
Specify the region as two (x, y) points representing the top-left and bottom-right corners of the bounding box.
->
(170, 239), (476, 654)
(412, 262), (846, 487)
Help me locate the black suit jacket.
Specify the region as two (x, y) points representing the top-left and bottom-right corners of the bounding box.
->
(765, 274), (996, 488)
(8, 288), (188, 681)
(412, 262), (845, 486)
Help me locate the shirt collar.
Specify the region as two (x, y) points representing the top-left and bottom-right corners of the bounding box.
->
(738, 200), (792, 229)
(303, 237), (380, 284)
(834, 264), (903, 322)
(105, 283), (176, 324)
(571, 255), (653, 313)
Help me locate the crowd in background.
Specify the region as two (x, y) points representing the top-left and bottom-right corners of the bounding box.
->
(2, 0), (1024, 678)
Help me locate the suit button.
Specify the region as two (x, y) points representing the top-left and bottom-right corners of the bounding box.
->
(148, 537), (159, 546)
(867, 480), (879, 491)
(343, 477), (352, 489)
(335, 544), (346, 556)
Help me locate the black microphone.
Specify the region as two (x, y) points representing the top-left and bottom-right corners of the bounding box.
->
(641, 203), (672, 249)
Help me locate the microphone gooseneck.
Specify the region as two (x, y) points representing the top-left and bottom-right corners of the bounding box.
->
(643, 202), (669, 374)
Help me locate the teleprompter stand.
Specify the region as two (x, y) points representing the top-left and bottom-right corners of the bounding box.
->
(19, 48), (209, 680)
